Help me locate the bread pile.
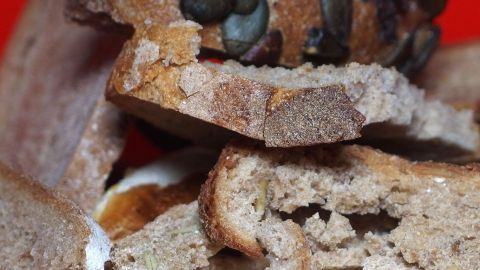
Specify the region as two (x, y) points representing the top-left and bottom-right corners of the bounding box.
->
(1, 0), (479, 269)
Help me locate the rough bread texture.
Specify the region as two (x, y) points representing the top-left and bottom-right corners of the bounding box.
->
(68, 0), (428, 67)
(198, 141), (480, 269)
(106, 20), (479, 152)
(0, 162), (110, 270)
(0, 0), (126, 212)
(109, 202), (223, 269)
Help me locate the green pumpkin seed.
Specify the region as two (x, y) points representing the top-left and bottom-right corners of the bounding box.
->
(320, 0), (353, 45)
(222, 0), (269, 56)
(181, 0), (235, 23)
(234, 0), (259, 15)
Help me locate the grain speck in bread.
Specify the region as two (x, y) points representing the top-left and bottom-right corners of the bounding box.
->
(0, 162), (110, 270)
(199, 141), (480, 269)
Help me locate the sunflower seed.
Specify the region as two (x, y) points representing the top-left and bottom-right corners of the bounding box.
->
(181, 0), (235, 23)
(222, 0), (269, 56)
(321, 0), (353, 45)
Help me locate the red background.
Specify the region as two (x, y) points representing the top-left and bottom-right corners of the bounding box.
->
(2, 0), (480, 61)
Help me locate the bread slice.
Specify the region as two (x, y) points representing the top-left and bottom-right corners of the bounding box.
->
(108, 201), (223, 269)
(0, 162), (111, 269)
(0, 0), (126, 212)
(198, 141), (480, 269)
(68, 0), (432, 68)
(106, 20), (479, 153)
(93, 147), (217, 240)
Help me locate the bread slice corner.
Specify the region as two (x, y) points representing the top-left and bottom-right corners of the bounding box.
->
(0, 162), (111, 270)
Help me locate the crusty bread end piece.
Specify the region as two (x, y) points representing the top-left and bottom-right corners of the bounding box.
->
(0, 162), (110, 270)
(199, 141), (480, 269)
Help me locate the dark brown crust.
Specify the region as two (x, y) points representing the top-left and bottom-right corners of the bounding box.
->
(264, 86), (365, 147)
(199, 144), (264, 258)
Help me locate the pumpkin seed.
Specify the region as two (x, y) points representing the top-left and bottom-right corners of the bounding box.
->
(234, 0), (259, 15)
(180, 0), (235, 23)
(320, 0), (353, 45)
(303, 27), (348, 59)
(379, 32), (413, 67)
(399, 25), (440, 77)
(240, 30), (283, 65)
(222, 0), (269, 56)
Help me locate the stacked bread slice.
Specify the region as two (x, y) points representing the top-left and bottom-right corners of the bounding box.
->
(1, 0), (480, 269)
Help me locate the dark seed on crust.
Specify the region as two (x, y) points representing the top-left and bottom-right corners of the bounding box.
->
(376, 0), (399, 43)
(378, 32), (414, 67)
(418, 0), (448, 18)
(233, 0), (259, 15)
(399, 24), (440, 78)
(320, 0), (353, 45)
(240, 30), (283, 65)
(181, 0), (235, 23)
(222, 0), (269, 56)
(303, 27), (349, 59)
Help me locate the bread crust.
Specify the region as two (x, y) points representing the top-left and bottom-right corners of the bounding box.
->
(199, 146), (264, 258)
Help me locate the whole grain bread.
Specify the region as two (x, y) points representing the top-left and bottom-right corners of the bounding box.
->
(0, 162), (111, 270)
(108, 201), (223, 269)
(198, 141), (480, 269)
(105, 20), (479, 154)
(0, 0), (127, 212)
(67, 0), (430, 67)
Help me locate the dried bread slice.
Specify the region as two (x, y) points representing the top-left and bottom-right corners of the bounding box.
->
(106, 20), (479, 153)
(0, 162), (111, 270)
(198, 141), (480, 269)
(0, 0), (126, 212)
(108, 201), (222, 269)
